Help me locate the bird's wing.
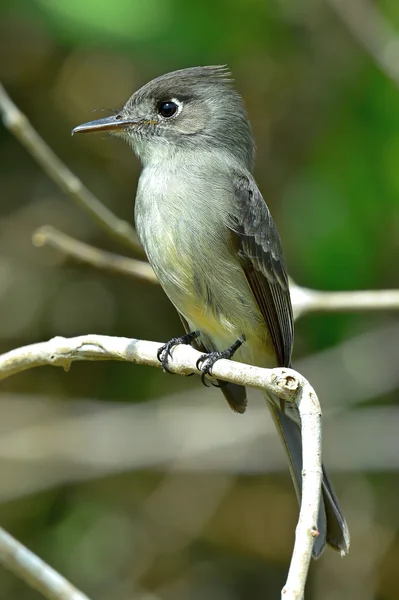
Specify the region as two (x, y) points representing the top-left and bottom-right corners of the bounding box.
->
(228, 174), (350, 557)
(229, 171), (294, 367)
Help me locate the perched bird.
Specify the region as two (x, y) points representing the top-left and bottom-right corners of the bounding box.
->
(73, 65), (349, 558)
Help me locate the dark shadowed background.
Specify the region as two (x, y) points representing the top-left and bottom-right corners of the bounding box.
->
(0, 0), (399, 598)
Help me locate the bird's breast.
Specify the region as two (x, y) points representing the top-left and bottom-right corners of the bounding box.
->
(134, 163), (270, 360)
(135, 165), (214, 299)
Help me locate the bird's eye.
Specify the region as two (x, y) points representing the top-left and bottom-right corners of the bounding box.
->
(158, 101), (178, 118)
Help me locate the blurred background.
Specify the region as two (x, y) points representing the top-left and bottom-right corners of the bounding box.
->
(0, 0), (399, 598)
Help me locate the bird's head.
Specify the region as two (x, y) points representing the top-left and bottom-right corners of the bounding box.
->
(73, 65), (254, 168)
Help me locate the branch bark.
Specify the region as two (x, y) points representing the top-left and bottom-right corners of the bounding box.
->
(33, 225), (157, 284)
(292, 284), (399, 318)
(282, 377), (322, 600)
(29, 225), (399, 318)
(0, 526), (91, 600)
(0, 333), (324, 599)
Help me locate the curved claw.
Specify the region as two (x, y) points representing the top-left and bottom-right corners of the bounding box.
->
(195, 337), (245, 384)
(157, 331), (201, 374)
(157, 344), (168, 362)
(199, 355), (220, 377)
(196, 354), (207, 370)
(157, 343), (174, 374)
(157, 342), (176, 374)
(197, 354), (218, 386)
(161, 358), (175, 374)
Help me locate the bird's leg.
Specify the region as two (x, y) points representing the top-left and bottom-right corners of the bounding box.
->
(157, 330), (200, 373)
(196, 335), (246, 385)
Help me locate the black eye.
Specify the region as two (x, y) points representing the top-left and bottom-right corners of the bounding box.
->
(158, 101), (178, 118)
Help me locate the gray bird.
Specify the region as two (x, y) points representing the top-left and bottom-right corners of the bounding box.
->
(73, 65), (349, 558)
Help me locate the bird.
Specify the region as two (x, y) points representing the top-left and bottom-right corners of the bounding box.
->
(72, 65), (349, 558)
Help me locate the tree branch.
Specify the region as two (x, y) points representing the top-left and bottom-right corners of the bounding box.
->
(0, 333), (323, 599)
(33, 225), (157, 284)
(292, 284), (399, 318)
(0, 82), (143, 255)
(0, 526), (91, 600)
(327, 0), (399, 89)
(30, 224), (399, 318)
(282, 377), (322, 600)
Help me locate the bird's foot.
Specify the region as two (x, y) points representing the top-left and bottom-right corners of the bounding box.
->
(196, 336), (245, 386)
(157, 331), (200, 373)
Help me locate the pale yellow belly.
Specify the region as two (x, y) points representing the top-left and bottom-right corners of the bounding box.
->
(180, 299), (277, 369)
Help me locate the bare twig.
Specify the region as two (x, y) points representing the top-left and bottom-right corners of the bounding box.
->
(327, 0), (399, 89)
(33, 225), (157, 284)
(0, 526), (91, 600)
(292, 284), (399, 319)
(282, 378), (322, 600)
(0, 334), (302, 401)
(29, 226), (399, 317)
(0, 82), (143, 255)
(0, 334), (324, 599)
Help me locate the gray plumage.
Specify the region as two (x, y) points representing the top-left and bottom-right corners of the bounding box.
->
(72, 65), (349, 558)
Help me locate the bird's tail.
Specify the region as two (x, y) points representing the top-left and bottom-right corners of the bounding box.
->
(265, 391), (350, 559)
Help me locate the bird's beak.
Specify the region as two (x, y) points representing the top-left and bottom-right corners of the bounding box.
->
(72, 114), (139, 135)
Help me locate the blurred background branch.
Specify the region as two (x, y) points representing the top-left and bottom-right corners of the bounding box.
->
(327, 0), (399, 89)
(292, 284), (399, 318)
(0, 82), (143, 255)
(33, 225), (156, 284)
(32, 222), (399, 317)
(0, 527), (91, 600)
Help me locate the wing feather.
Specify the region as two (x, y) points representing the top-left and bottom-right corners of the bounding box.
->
(230, 171), (293, 367)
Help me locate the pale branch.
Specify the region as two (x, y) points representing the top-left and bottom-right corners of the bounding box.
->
(282, 376), (322, 600)
(327, 0), (399, 89)
(30, 225), (399, 317)
(0, 334), (323, 599)
(0, 526), (91, 600)
(33, 225), (157, 284)
(0, 82), (143, 255)
(0, 334), (309, 402)
(291, 284), (399, 318)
